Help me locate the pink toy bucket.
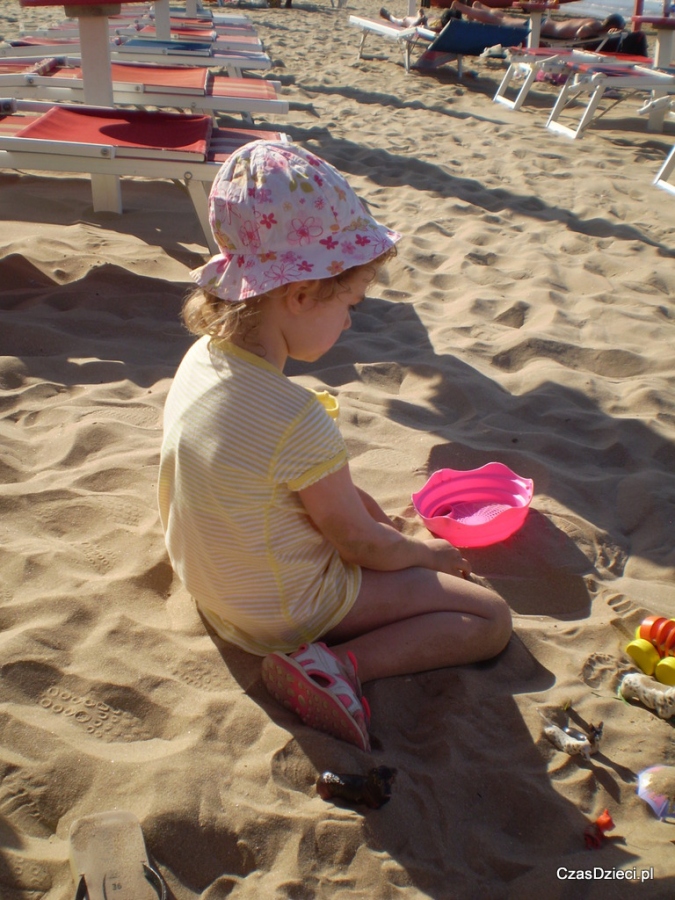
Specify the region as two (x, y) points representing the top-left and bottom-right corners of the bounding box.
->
(412, 462), (533, 548)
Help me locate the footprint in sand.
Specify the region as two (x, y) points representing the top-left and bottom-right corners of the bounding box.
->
(172, 657), (230, 693)
(582, 652), (632, 690)
(38, 686), (153, 742)
(0, 853), (52, 892)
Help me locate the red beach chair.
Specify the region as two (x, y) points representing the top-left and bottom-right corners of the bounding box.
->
(1, 0), (287, 247)
(0, 57), (288, 122)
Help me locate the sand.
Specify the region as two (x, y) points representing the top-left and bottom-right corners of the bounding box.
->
(1, 0), (675, 897)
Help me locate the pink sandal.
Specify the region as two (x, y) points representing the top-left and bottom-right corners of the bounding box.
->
(262, 642), (371, 752)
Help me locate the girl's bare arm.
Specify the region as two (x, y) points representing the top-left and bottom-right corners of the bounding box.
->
(299, 465), (470, 577)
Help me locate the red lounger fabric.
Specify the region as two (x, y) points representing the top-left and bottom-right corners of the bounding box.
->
(14, 105), (212, 155)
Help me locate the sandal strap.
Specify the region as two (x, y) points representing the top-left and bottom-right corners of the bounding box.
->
(291, 643), (369, 724)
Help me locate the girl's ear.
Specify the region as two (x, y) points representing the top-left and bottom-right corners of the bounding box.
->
(285, 281), (318, 314)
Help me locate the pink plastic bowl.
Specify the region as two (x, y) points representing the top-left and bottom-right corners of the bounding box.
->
(412, 462), (534, 548)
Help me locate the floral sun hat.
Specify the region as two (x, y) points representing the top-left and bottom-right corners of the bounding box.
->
(190, 140), (401, 302)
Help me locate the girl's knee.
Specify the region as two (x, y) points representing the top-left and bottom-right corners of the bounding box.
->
(483, 595), (512, 658)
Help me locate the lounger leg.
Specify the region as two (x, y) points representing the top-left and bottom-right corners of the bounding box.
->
(654, 144), (675, 195)
(648, 89), (669, 132)
(357, 31), (367, 60)
(185, 175), (218, 253)
(570, 84), (607, 138)
(546, 79), (575, 131)
(547, 79), (594, 138)
(494, 63), (519, 107)
(511, 64), (543, 111)
(90, 174), (123, 216)
(494, 62), (541, 111)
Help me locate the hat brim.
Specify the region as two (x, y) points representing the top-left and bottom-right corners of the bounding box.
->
(190, 223), (401, 302)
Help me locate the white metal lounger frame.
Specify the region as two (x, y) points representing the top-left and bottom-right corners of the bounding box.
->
(654, 143), (675, 194)
(0, 57), (287, 123)
(494, 49), (567, 111)
(0, 98), (287, 250)
(493, 44), (654, 113)
(644, 95), (675, 194)
(349, 17), (425, 73)
(546, 64), (675, 139)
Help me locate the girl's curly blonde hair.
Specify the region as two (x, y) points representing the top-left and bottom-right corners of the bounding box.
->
(182, 248), (396, 342)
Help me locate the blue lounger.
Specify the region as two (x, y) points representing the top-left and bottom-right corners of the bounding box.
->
(413, 19), (529, 75)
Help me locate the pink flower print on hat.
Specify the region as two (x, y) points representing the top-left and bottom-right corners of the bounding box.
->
(259, 213), (277, 230)
(190, 140), (401, 303)
(288, 217), (324, 247)
(238, 220), (261, 251)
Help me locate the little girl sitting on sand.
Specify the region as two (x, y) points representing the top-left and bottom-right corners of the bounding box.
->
(158, 140), (511, 752)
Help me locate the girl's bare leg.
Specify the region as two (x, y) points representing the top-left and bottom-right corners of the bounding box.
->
(323, 567), (511, 683)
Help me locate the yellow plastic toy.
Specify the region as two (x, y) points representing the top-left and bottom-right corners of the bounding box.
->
(626, 616), (675, 684)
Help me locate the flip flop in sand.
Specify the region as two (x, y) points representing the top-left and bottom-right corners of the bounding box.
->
(262, 642), (371, 752)
(70, 810), (167, 900)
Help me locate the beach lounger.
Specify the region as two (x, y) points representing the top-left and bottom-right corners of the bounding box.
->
(350, 16), (529, 75)
(412, 19), (529, 76)
(545, 62), (675, 138)
(27, 16), (264, 52)
(0, 35), (272, 77)
(0, 57), (288, 123)
(27, 22), (264, 51)
(129, 26), (262, 52)
(493, 47), (653, 111)
(0, 98), (285, 250)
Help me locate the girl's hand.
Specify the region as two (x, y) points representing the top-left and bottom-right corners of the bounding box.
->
(425, 539), (472, 579)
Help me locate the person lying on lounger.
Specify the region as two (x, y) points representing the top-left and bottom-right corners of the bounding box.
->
(379, 6), (459, 32)
(449, 1), (625, 43)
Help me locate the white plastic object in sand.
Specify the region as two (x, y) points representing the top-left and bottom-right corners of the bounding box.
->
(69, 809), (167, 900)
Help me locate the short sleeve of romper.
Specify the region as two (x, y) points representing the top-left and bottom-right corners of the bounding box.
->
(272, 396), (346, 492)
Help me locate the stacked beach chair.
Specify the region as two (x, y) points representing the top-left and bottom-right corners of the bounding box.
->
(2, 0), (273, 76)
(0, 0), (289, 249)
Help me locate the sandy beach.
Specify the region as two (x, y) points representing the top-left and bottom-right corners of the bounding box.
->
(1, 0), (675, 897)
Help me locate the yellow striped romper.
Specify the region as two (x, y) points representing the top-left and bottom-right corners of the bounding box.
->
(158, 337), (361, 655)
